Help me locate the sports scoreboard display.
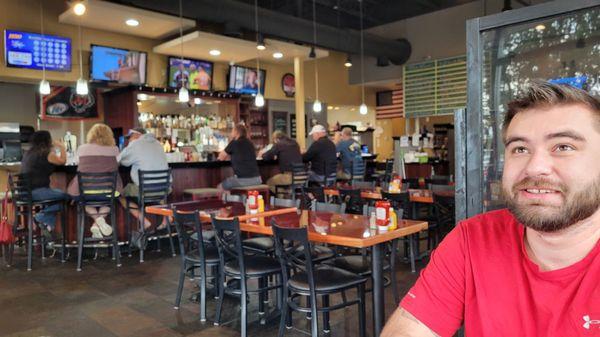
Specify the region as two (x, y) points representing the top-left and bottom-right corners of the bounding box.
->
(4, 30), (71, 72)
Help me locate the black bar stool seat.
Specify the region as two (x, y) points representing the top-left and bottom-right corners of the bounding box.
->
(224, 254), (281, 276)
(242, 236), (275, 254)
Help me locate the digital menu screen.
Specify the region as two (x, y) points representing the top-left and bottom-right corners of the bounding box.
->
(4, 29), (71, 72)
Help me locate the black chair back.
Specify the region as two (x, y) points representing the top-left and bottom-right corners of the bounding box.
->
(8, 173), (32, 206)
(312, 200), (346, 214)
(300, 186), (325, 210)
(211, 216), (245, 274)
(382, 159), (395, 183)
(381, 191), (411, 219)
(434, 194), (455, 228)
(350, 158), (366, 183)
(137, 169), (171, 205)
(173, 208), (207, 261)
(339, 188), (363, 214)
(291, 163), (309, 188)
(77, 171), (118, 206)
(323, 160), (338, 187)
(401, 178), (420, 189)
(223, 193), (246, 203)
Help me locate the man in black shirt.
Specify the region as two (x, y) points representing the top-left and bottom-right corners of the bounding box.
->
(260, 131), (303, 193)
(303, 124), (337, 183)
(217, 124), (262, 192)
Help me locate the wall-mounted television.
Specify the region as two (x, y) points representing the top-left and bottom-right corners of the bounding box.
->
(4, 29), (71, 72)
(167, 56), (213, 91)
(228, 65), (266, 95)
(90, 44), (147, 85)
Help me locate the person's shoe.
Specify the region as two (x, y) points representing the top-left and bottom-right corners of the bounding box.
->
(39, 224), (55, 250)
(95, 217), (113, 236)
(90, 224), (103, 239)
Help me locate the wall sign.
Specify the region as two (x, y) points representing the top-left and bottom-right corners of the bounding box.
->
(281, 73), (295, 97)
(41, 86), (99, 120)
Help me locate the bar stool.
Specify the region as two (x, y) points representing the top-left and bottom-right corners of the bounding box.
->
(125, 169), (173, 263)
(7, 173), (67, 271)
(274, 163), (309, 199)
(75, 171), (120, 271)
(350, 158), (366, 185)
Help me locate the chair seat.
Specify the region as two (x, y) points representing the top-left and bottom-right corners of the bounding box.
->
(186, 246), (220, 264)
(243, 236), (275, 254)
(329, 255), (390, 276)
(224, 255), (281, 277)
(231, 184), (270, 191)
(292, 245), (335, 262)
(289, 266), (367, 293)
(184, 188), (220, 197)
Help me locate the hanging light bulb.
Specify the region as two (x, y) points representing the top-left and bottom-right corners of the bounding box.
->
(313, 100), (322, 113)
(344, 55), (352, 67)
(178, 86), (189, 103)
(39, 79), (51, 95)
(359, 103), (368, 115)
(76, 78), (88, 95)
(73, 1), (86, 16)
(255, 93), (265, 107)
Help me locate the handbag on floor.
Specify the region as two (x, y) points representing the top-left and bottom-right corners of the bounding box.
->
(0, 190), (14, 244)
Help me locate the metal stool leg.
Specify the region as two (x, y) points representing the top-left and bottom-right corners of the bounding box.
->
(61, 202), (67, 263)
(111, 202), (121, 267)
(76, 205), (85, 272)
(27, 210), (33, 271)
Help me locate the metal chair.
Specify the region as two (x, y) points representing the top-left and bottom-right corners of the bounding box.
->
(275, 163), (309, 199)
(350, 158), (366, 185)
(125, 169), (173, 263)
(374, 158), (394, 185)
(311, 200), (346, 214)
(172, 208), (220, 322)
(211, 216), (282, 337)
(8, 173), (67, 271)
(222, 193), (246, 203)
(272, 222), (367, 337)
(299, 186), (325, 210)
(401, 178), (421, 189)
(270, 197), (300, 208)
(338, 188), (364, 215)
(75, 171), (120, 271)
(322, 160), (338, 188)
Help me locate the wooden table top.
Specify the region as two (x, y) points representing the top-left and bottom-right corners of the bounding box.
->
(146, 200), (427, 248)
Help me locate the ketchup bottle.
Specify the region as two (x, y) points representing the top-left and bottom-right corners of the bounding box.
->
(375, 200), (391, 227)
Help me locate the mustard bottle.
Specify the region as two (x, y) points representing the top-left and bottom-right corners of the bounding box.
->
(389, 209), (398, 230)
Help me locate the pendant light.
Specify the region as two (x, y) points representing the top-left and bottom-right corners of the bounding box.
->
(311, 0), (321, 113)
(38, 1), (50, 95)
(253, 0), (264, 107)
(75, 16), (88, 96)
(177, 0), (189, 103)
(358, 0), (367, 115)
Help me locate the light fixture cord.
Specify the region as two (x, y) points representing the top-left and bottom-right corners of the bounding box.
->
(312, 0), (319, 100)
(179, 0), (184, 88)
(78, 19), (83, 78)
(359, 0), (365, 104)
(40, 0), (46, 80)
(254, 0), (261, 93)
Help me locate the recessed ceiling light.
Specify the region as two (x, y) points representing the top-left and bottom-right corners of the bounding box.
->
(73, 2), (86, 16)
(126, 19), (139, 27)
(334, 106), (340, 110)
(327, 106), (334, 110)
(535, 24), (546, 32)
(209, 49), (221, 56)
(273, 52), (283, 59)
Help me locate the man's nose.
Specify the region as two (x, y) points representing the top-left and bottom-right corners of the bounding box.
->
(523, 150), (553, 177)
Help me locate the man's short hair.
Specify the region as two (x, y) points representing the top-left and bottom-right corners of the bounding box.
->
(503, 81), (600, 137)
(234, 124), (248, 138)
(341, 127), (353, 137)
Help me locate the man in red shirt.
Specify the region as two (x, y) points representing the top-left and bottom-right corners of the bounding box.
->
(382, 82), (600, 337)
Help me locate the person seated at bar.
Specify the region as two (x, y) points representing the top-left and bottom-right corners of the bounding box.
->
(382, 82), (600, 337)
(20, 130), (67, 244)
(217, 124), (262, 192)
(67, 123), (122, 239)
(259, 130), (302, 193)
(336, 127), (362, 180)
(303, 124), (337, 183)
(117, 128), (168, 229)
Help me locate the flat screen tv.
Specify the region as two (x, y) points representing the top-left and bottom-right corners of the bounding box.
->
(90, 45), (147, 85)
(228, 65), (266, 95)
(4, 29), (71, 71)
(167, 56), (213, 91)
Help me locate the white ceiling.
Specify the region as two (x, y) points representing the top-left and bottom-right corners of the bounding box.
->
(153, 31), (329, 64)
(58, 0), (196, 40)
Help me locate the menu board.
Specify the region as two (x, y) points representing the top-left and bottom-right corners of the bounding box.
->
(290, 114), (296, 139)
(272, 111), (288, 134)
(4, 30), (71, 72)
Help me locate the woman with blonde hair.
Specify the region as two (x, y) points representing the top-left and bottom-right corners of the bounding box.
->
(68, 123), (122, 238)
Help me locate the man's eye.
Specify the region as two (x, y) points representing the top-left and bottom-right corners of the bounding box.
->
(512, 147), (528, 154)
(555, 144), (574, 152)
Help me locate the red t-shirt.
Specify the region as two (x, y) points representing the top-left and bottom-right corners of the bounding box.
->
(400, 209), (600, 337)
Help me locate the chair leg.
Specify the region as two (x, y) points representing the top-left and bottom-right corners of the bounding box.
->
(323, 294), (330, 333)
(77, 206), (85, 272)
(214, 269), (225, 325)
(61, 203), (67, 263)
(8, 211), (19, 267)
(156, 215), (162, 253)
(241, 278), (248, 337)
(166, 216), (176, 257)
(139, 206), (145, 263)
(27, 210), (33, 271)
(390, 239), (399, 304)
(278, 291), (288, 337)
(199, 265), (207, 322)
(310, 295), (319, 337)
(409, 234), (417, 273)
(126, 201), (132, 257)
(111, 204), (121, 267)
(258, 277), (265, 315)
(358, 284), (366, 337)
(174, 261), (186, 309)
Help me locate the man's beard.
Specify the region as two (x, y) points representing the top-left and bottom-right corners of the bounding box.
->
(502, 175), (600, 233)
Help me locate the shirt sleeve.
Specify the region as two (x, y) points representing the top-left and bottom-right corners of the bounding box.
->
(302, 143), (316, 162)
(261, 144), (278, 161)
(400, 222), (466, 337)
(117, 145), (133, 166)
(224, 140), (235, 155)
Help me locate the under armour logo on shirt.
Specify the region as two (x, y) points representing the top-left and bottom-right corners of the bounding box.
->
(583, 315), (600, 330)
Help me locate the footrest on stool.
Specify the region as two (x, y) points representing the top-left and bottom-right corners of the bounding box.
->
(184, 188), (220, 201)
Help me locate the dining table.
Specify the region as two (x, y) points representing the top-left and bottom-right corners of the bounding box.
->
(145, 199), (428, 337)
